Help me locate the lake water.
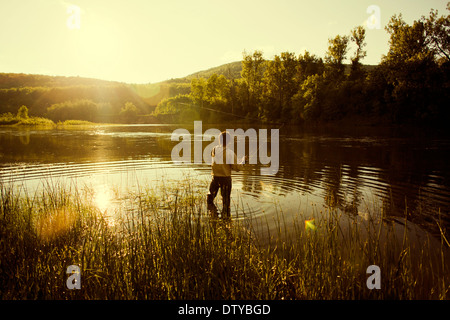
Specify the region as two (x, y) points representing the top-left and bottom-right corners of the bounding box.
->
(1, 123), (449, 239)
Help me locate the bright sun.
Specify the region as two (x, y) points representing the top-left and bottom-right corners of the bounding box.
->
(64, 3), (126, 81)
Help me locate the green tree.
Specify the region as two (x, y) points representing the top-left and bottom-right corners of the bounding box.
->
(296, 51), (324, 84)
(320, 34), (351, 119)
(421, 3), (450, 121)
(120, 102), (139, 123)
(232, 78), (252, 118)
(381, 13), (442, 121)
(154, 95), (197, 123)
(383, 14), (432, 64)
(291, 51), (325, 123)
(190, 75), (231, 121)
(47, 99), (99, 122)
(421, 3), (450, 62)
(262, 52), (298, 121)
(299, 74), (324, 120)
(17, 105), (29, 119)
(349, 26), (367, 79)
(324, 35), (349, 79)
(241, 50), (265, 116)
(205, 74), (229, 105)
(190, 78), (207, 109)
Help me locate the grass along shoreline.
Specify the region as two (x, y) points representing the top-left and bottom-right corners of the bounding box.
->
(0, 178), (449, 299)
(0, 107), (104, 128)
(0, 112), (99, 128)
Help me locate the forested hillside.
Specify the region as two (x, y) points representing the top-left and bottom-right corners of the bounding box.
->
(155, 5), (450, 125)
(0, 74), (191, 123)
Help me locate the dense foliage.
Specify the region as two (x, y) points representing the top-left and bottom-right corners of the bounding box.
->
(158, 5), (449, 125)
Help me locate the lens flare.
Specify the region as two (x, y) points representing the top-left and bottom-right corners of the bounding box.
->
(305, 219), (316, 232)
(35, 208), (77, 241)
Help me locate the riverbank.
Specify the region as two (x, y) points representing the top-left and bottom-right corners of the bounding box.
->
(0, 113), (110, 128)
(1, 179), (448, 300)
(0, 113), (55, 127)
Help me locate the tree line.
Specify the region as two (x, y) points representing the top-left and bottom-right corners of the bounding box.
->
(0, 83), (157, 123)
(155, 5), (450, 125)
(1, 5), (448, 126)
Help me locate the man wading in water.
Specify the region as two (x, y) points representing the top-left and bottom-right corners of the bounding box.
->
(207, 131), (247, 218)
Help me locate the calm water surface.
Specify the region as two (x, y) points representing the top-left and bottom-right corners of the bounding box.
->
(1, 124), (449, 237)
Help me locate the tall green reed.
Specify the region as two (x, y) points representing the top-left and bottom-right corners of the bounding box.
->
(0, 178), (448, 300)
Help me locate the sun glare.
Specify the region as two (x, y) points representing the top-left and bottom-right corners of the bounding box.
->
(65, 8), (126, 81)
(35, 208), (78, 241)
(93, 185), (119, 227)
(94, 185), (113, 213)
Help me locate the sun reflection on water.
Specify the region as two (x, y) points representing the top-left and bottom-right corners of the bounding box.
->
(94, 186), (113, 212)
(93, 184), (118, 227)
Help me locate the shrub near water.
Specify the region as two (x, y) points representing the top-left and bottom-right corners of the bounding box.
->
(0, 180), (448, 299)
(0, 105), (55, 127)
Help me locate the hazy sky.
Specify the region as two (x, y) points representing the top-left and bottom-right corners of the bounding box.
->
(0, 0), (447, 84)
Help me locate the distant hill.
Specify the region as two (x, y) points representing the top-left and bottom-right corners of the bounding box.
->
(185, 61), (243, 80)
(0, 73), (120, 89)
(0, 61), (378, 116)
(0, 73), (155, 122)
(181, 61), (376, 81)
(0, 61), (378, 90)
